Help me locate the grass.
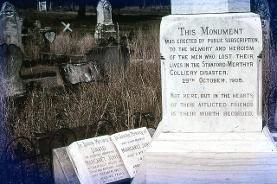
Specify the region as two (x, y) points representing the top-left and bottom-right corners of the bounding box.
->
(49, 33), (95, 55)
(9, 23), (162, 140)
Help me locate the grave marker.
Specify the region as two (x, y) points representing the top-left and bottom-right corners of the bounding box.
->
(96, 0), (113, 25)
(44, 31), (56, 43)
(61, 21), (73, 32)
(0, 44), (26, 97)
(61, 61), (103, 85)
(53, 128), (152, 184)
(94, 0), (117, 46)
(0, 2), (23, 48)
(38, 1), (47, 12)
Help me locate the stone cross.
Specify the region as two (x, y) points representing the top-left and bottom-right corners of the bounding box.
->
(0, 2), (23, 48)
(61, 21), (73, 32)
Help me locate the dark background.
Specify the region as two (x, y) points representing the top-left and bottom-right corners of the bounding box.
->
(0, 0), (276, 28)
(0, 1), (275, 24)
(0, 0), (274, 10)
(0, 0), (170, 8)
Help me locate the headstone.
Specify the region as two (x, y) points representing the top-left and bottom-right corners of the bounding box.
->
(132, 1), (277, 183)
(29, 20), (55, 53)
(38, 1), (47, 12)
(94, 0), (117, 46)
(86, 46), (129, 75)
(53, 128), (152, 184)
(44, 31), (56, 43)
(96, 0), (113, 25)
(0, 2), (23, 48)
(0, 44), (26, 97)
(61, 61), (104, 85)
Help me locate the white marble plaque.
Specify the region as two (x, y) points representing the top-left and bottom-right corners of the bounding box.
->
(171, 0), (250, 14)
(67, 136), (129, 184)
(111, 127), (152, 178)
(160, 13), (263, 133)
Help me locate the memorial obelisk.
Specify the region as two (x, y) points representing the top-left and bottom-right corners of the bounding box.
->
(133, 0), (277, 183)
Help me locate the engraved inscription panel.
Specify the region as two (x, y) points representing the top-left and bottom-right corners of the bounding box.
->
(69, 136), (129, 184)
(112, 128), (152, 178)
(160, 13), (263, 132)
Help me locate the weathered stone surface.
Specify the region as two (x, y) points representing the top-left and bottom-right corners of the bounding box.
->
(0, 2), (23, 48)
(0, 44), (25, 96)
(96, 0), (113, 25)
(38, 1), (47, 12)
(145, 133), (277, 184)
(68, 136), (130, 184)
(38, 52), (83, 64)
(53, 128), (153, 184)
(53, 147), (80, 184)
(171, 0), (250, 14)
(111, 128), (152, 178)
(61, 61), (104, 85)
(21, 64), (64, 88)
(94, 0), (117, 46)
(44, 31), (56, 43)
(86, 46), (129, 75)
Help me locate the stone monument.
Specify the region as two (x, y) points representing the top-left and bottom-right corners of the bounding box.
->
(0, 44), (26, 97)
(0, 2), (25, 97)
(94, 0), (117, 46)
(132, 0), (277, 183)
(0, 2), (23, 49)
(53, 128), (152, 184)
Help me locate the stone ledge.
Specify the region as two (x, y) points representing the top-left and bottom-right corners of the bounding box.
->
(171, 0), (250, 14)
(143, 132), (277, 184)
